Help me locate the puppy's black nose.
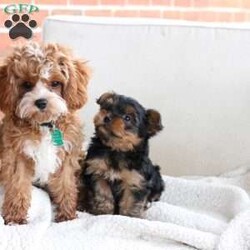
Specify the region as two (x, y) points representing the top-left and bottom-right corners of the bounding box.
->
(35, 99), (48, 110)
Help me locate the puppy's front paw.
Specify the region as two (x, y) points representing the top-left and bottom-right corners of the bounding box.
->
(4, 216), (27, 225)
(55, 212), (77, 223)
(2, 201), (29, 225)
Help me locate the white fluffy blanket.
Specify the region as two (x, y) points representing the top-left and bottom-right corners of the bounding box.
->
(0, 166), (250, 250)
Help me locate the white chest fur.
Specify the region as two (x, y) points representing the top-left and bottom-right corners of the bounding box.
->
(23, 128), (62, 185)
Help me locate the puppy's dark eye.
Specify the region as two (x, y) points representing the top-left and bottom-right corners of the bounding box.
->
(51, 81), (62, 88)
(104, 116), (111, 123)
(22, 81), (33, 91)
(123, 115), (131, 122)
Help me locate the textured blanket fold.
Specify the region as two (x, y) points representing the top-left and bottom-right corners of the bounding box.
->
(1, 166), (250, 250)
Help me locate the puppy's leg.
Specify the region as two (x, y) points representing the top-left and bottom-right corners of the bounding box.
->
(2, 155), (33, 225)
(48, 156), (78, 222)
(119, 169), (148, 217)
(119, 188), (148, 218)
(87, 178), (114, 215)
(147, 165), (165, 202)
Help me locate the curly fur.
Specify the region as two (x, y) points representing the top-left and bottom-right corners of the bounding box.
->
(0, 42), (90, 224)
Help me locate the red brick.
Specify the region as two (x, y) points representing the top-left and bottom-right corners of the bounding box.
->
(114, 10), (139, 17)
(139, 10), (161, 18)
(242, 0), (250, 8)
(209, 0), (241, 8)
(34, 0), (67, 4)
(101, 0), (126, 5)
(0, 31), (42, 54)
(0, 31), (42, 60)
(31, 31), (42, 43)
(51, 9), (82, 15)
(127, 0), (150, 4)
(233, 12), (246, 22)
(216, 12), (234, 22)
(163, 10), (181, 19)
(181, 11), (200, 21)
(70, 0), (99, 4)
(0, 33), (10, 54)
(84, 10), (113, 16)
(173, 0), (192, 7)
(0, 9), (7, 28)
(152, 0), (172, 5)
(245, 12), (250, 21)
(0, 33), (23, 54)
(198, 11), (217, 22)
(0, 0), (32, 3)
(1, 14), (12, 29)
(193, 0), (210, 7)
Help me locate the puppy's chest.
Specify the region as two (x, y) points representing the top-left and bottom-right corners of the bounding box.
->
(23, 129), (62, 185)
(92, 158), (144, 188)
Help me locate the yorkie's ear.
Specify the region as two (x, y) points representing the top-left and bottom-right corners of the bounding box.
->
(146, 109), (163, 137)
(65, 60), (90, 110)
(97, 92), (115, 106)
(0, 62), (11, 113)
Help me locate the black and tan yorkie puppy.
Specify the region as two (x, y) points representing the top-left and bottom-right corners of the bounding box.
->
(78, 92), (164, 217)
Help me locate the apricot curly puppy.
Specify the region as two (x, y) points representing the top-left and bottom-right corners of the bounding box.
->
(0, 42), (90, 224)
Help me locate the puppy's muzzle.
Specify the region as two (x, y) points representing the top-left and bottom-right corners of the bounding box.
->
(35, 98), (48, 110)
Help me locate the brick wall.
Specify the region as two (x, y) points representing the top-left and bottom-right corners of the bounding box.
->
(0, 0), (250, 53)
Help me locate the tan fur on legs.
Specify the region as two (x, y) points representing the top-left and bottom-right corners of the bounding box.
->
(89, 179), (114, 215)
(119, 169), (147, 218)
(48, 156), (78, 222)
(47, 114), (84, 222)
(119, 188), (147, 218)
(2, 154), (33, 224)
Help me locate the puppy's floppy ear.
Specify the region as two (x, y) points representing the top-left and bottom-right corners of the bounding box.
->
(146, 109), (163, 137)
(96, 92), (115, 106)
(64, 60), (90, 110)
(0, 62), (11, 113)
